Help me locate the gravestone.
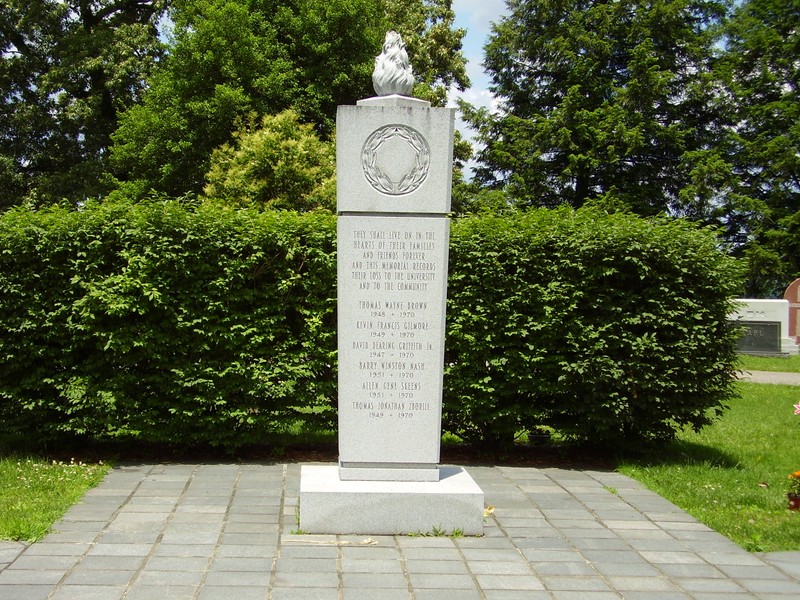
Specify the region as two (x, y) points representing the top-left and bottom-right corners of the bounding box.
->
(299, 32), (484, 535)
(784, 278), (800, 342)
(736, 321), (782, 355)
(730, 299), (798, 356)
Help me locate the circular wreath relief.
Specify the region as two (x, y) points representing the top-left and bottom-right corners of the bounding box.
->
(361, 125), (430, 195)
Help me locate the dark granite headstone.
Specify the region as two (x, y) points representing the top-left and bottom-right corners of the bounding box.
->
(736, 321), (782, 356)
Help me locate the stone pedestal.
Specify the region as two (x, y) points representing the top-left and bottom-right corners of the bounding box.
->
(299, 92), (484, 535)
(300, 465), (485, 535)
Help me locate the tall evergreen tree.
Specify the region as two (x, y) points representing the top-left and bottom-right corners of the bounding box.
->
(723, 0), (800, 294)
(462, 0), (731, 216)
(0, 0), (165, 208)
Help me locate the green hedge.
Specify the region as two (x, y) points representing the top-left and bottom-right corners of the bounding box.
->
(0, 199), (337, 448)
(0, 199), (742, 449)
(444, 208), (742, 448)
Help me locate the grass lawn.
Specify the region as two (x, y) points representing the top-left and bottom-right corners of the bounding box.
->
(0, 457), (110, 542)
(738, 353), (800, 373)
(619, 382), (800, 552)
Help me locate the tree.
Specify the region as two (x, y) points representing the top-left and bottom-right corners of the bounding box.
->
(204, 110), (335, 211)
(462, 0), (731, 216)
(110, 0), (469, 199)
(722, 0), (800, 295)
(0, 0), (165, 208)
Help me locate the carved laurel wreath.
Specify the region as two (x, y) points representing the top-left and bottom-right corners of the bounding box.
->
(362, 125), (430, 196)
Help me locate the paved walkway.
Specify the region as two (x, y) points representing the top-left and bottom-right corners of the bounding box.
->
(740, 370), (800, 386)
(1, 463), (799, 600)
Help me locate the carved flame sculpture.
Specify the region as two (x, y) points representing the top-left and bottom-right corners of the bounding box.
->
(372, 31), (415, 96)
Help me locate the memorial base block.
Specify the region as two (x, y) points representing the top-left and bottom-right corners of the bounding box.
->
(299, 465), (485, 535)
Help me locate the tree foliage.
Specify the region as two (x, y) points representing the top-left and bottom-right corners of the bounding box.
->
(462, 0), (730, 216)
(204, 110), (336, 211)
(0, 0), (166, 208)
(110, 0), (468, 198)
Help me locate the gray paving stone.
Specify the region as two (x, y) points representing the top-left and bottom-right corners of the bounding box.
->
(733, 577), (800, 594)
(274, 557), (339, 572)
(522, 549), (585, 562)
(124, 584), (197, 600)
(217, 545), (275, 558)
(591, 561), (662, 577)
(21, 543), (90, 557)
(273, 570), (339, 588)
(674, 577), (748, 593)
(77, 555), (146, 570)
(549, 592), (621, 600)
(557, 527), (619, 538)
(38, 531), (98, 544)
(475, 574), (545, 590)
(567, 536), (630, 551)
(468, 560), (532, 575)
(278, 545), (338, 558)
(144, 556), (209, 571)
(340, 558), (403, 573)
(606, 576), (681, 592)
(196, 586), (267, 600)
(154, 543), (216, 558)
(0, 584), (52, 600)
(136, 568), (205, 586)
(404, 559), (468, 574)
(341, 572), (408, 588)
(342, 589), (412, 600)
(0, 568), (65, 584)
(408, 572), (479, 589)
(395, 536), (455, 548)
(581, 549), (648, 563)
(454, 536), (517, 549)
(204, 570), (271, 587)
(397, 546), (462, 560)
(49, 584), (129, 600)
(540, 575), (614, 591)
(614, 593), (692, 600)
(657, 563), (728, 579)
(63, 568), (137, 585)
(460, 548), (524, 561)
(413, 588), (481, 599)
(483, 591), (552, 600)
(208, 556), (272, 571)
(514, 537), (573, 550)
(531, 560), (598, 576)
(639, 550), (707, 565)
(5, 555), (78, 570)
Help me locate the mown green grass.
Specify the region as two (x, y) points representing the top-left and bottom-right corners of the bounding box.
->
(0, 457), (110, 541)
(738, 354), (800, 373)
(619, 382), (800, 552)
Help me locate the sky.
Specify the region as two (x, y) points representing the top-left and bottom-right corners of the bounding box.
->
(448, 0), (510, 173)
(450, 0), (509, 110)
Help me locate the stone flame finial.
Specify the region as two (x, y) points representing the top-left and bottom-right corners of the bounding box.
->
(372, 31), (415, 96)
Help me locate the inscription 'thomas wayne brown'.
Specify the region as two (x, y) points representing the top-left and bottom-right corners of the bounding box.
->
(358, 301), (428, 310)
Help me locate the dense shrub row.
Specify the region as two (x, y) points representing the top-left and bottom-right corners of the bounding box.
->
(0, 199), (742, 449)
(0, 199), (338, 448)
(444, 208), (743, 448)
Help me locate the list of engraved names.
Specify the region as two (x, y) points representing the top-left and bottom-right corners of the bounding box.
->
(340, 219), (447, 424)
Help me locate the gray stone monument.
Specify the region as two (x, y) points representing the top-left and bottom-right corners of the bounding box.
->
(300, 32), (484, 535)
